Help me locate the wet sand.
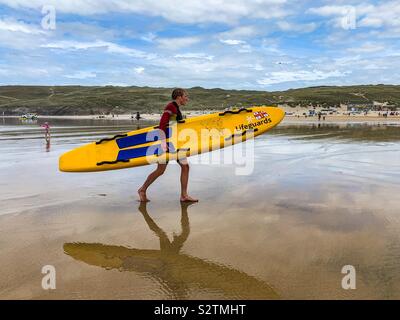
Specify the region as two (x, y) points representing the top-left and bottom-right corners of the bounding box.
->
(1, 119), (400, 299)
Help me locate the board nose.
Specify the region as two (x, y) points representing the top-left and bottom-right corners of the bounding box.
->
(258, 105), (285, 123)
(59, 150), (78, 172)
(59, 145), (92, 172)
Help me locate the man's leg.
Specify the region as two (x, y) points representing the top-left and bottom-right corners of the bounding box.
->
(138, 163), (167, 202)
(178, 158), (198, 202)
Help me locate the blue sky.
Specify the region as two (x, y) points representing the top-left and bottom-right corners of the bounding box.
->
(0, 0), (399, 90)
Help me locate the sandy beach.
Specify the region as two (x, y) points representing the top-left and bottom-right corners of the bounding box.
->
(7, 108), (400, 124)
(1, 119), (400, 299)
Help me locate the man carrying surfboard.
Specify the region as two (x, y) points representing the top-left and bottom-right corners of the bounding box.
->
(138, 88), (198, 203)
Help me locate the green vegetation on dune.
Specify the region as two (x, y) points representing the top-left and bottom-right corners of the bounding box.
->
(274, 85), (400, 107)
(0, 85), (399, 115)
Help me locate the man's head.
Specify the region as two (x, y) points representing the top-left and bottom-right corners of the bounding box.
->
(172, 88), (189, 106)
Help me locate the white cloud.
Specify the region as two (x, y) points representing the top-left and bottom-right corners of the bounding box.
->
(0, 66), (50, 78)
(308, 5), (353, 17)
(1, 1), (399, 90)
(238, 44), (252, 53)
(55, 22), (118, 41)
(0, 17), (51, 50)
(174, 53), (214, 60)
(0, 0), (290, 24)
(41, 40), (155, 59)
(347, 42), (385, 53)
(218, 26), (260, 39)
(358, 17), (383, 28)
(65, 71), (96, 79)
(140, 32), (157, 43)
(358, 1), (400, 28)
(0, 17), (45, 34)
(276, 21), (317, 33)
(260, 38), (282, 54)
(242, 63), (264, 71)
(307, 4), (374, 18)
(157, 36), (201, 50)
(219, 39), (246, 45)
(308, 2), (400, 30)
(219, 39), (253, 53)
(257, 69), (349, 85)
(334, 55), (362, 66)
(133, 67), (145, 74)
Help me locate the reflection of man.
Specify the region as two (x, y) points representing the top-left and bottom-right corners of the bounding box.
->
(63, 201), (278, 299)
(138, 88), (198, 203)
(138, 201), (191, 254)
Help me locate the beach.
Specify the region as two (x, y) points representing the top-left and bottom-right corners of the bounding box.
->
(1, 119), (400, 299)
(6, 108), (400, 125)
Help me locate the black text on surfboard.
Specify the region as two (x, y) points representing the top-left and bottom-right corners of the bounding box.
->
(235, 118), (272, 131)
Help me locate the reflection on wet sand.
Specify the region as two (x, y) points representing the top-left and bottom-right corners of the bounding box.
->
(46, 138), (51, 152)
(63, 202), (279, 299)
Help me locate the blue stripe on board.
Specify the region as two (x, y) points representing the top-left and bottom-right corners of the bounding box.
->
(116, 128), (172, 149)
(116, 142), (176, 161)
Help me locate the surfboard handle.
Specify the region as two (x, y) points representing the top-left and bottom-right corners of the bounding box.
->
(96, 134), (128, 145)
(218, 108), (253, 116)
(96, 159), (130, 166)
(225, 128), (258, 141)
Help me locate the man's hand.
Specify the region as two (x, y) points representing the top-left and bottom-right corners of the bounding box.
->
(161, 140), (168, 152)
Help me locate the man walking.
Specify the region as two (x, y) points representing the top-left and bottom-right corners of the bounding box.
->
(138, 88), (198, 203)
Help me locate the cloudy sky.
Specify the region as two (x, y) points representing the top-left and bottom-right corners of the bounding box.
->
(0, 0), (399, 90)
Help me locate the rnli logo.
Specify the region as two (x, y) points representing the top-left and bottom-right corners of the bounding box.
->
(253, 111), (269, 120)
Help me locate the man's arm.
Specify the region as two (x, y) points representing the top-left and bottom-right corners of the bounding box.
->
(159, 109), (172, 138)
(158, 104), (176, 151)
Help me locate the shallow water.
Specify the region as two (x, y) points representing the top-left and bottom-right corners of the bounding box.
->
(0, 118), (400, 299)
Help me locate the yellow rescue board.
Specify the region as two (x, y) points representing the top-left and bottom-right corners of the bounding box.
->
(59, 106), (285, 172)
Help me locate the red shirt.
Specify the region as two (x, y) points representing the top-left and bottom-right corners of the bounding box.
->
(159, 101), (182, 137)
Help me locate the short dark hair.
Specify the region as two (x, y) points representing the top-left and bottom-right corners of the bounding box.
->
(172, 88), (187, 100)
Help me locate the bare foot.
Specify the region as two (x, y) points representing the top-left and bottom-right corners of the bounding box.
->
(180, 195), (199, 202)
(138, 188), (150, 202)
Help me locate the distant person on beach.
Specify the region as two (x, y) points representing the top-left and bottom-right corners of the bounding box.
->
(135, 111), (141, 121)
(138, 88), (198, 203)
(41, 122), (50, 140)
